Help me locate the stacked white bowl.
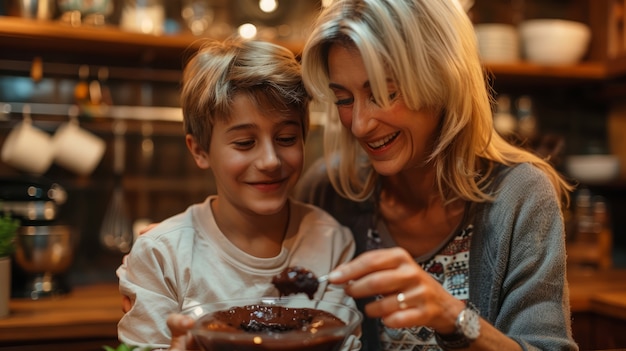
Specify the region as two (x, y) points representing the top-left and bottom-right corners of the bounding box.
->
(519, 19), (591, 65)
(474, 24), (520, 64)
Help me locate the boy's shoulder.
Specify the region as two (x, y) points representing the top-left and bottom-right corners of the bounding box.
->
(139, 203), (200, 243)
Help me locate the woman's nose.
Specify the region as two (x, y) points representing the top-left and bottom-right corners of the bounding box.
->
(350, 100), (374, 138)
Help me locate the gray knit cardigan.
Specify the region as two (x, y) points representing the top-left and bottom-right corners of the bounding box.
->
(294, 159), (578, 351)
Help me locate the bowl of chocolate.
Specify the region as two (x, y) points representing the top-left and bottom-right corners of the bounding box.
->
(185, 296), (362, 351)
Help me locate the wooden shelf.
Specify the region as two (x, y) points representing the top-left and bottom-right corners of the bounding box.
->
(0, 16), (304, 64)
(3, 15), (626, 81)
(0, 16), (194, 63)
(485, 61), (609, 81)
(2, 14), (626, 83)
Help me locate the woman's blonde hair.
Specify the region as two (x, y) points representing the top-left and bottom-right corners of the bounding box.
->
(301, 0), (572, 206)
(181, 37), (309, 151)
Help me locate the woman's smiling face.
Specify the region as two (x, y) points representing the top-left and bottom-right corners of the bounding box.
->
(327, 44), (441, 176)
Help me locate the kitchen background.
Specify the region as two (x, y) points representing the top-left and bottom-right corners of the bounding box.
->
(0, 0), (625, 299)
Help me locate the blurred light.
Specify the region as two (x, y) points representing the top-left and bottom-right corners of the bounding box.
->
(140, 18), (156, 34)
(238, 23), (257, 39)
(259, 0), (278, 13)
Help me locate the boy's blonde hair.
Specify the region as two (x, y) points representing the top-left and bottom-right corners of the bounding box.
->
(302, 0), (572, 206)
(182, 38), (310, 151)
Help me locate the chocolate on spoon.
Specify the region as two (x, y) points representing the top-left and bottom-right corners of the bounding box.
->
(272, 266), (323, 299)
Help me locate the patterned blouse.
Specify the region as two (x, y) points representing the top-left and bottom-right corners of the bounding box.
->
(367, 222), (474, 351)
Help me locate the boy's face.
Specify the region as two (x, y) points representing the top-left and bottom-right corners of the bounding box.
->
(193, 94), (305, 216)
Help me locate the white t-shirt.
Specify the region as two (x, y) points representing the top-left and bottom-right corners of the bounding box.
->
(117, 195), (358, 349)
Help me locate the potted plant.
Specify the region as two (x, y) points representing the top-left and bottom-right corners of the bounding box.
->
(0, 211), (20, 318)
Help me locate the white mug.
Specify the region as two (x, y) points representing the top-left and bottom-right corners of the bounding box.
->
(1, 107), (54, 174)
(52, 113), (106, 176)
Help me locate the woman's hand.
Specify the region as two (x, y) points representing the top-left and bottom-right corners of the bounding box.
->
(167, 313), (196, 351)
(328, 247), (464, 334)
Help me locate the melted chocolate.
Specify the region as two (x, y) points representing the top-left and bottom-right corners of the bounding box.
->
(195, 304), (347, 351)
(272, 266), (320, 299)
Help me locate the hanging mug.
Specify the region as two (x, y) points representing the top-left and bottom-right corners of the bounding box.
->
(52, 106), (106, 176)
(1, 105), (54, 175)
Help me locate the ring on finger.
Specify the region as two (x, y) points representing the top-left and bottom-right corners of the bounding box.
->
(396, 292), (408, 310)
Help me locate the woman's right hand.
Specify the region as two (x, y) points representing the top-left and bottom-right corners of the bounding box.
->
(327, 247), (465, 334)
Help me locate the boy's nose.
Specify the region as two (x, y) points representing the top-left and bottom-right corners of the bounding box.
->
(256, 141), (281, 170)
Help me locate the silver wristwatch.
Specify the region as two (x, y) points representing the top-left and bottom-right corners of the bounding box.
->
(435, 305), (481, 349)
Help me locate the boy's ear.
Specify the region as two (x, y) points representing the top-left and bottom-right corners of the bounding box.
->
(186, 134), (210, 169)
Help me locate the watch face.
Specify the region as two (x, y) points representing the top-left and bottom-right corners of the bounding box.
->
(459, 308), (481, 340)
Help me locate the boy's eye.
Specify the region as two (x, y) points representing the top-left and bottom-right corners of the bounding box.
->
(277, 135), (298, 145)
(233, 139), (255, 148)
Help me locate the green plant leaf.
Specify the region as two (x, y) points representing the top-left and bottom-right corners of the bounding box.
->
(0, 211), (20, 257)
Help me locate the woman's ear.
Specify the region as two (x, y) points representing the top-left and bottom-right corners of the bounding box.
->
(186, 134), (210, 169)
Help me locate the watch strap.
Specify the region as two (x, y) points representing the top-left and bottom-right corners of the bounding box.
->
(434, 330), (471, 349)
(435, 303), (480, 350)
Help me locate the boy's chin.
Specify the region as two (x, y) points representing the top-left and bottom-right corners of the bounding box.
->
(246, 198), (289, 216)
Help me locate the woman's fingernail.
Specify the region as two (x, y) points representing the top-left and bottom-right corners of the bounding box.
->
(329, 271), (343, 280)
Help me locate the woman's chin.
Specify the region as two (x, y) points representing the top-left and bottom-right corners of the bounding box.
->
(370, 160), (405, 177)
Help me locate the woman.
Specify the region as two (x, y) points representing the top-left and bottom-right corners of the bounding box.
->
(294, 0), (577, 350)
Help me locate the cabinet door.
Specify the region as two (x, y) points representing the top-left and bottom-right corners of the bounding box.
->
(572, 311), (626, 350)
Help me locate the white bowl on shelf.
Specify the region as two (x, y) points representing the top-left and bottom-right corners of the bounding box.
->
(519, 19), (591, 65)
(565, 154), (619, 184)
(474, 23), (520, 63)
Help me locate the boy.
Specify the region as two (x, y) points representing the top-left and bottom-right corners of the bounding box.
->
(117, 38), (358, 350)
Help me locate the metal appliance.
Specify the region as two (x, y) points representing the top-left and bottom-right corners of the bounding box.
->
(0, 175), (75, 299)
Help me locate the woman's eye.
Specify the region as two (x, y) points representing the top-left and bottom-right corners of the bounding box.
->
(334, 97), (354, 106)
(370, 91), (399, 106)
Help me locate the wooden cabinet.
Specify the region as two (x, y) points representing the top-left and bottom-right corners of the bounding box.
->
(572, 311), (626, 350)
(574, 291), (626, 350)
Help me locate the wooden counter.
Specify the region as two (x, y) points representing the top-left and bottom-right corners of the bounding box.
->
(0, 283), (122, 350)
(566, 268), (626, 350)
(568, 268), (626, 312)
(590, 291), (626, 321)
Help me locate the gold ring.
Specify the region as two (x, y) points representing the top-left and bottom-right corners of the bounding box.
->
(396, 292), (408, 310)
